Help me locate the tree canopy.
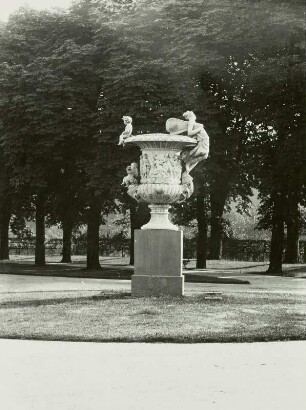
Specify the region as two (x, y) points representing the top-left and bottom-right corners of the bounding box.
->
(0, 0), (305, 271)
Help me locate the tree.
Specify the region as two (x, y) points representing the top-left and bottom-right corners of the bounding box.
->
(0, 156), (11, 260)
(0, 7), (105, 267)
(245, 22), (305, 272)
(0, 9), (92, 264)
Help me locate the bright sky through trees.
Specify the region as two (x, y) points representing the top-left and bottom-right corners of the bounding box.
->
(0, 0), (72, 21)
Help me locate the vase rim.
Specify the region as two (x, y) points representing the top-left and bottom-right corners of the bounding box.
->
(125, 133), (196, 146)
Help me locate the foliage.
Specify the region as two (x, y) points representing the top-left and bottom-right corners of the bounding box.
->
(9, 215), (33, 240)
(0, 0), (305, 266)
(0, 9), (99, 198)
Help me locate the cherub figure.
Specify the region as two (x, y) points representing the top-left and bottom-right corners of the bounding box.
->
(122, 162), (138, 187)
(130, 162), (138, 178)
(181, 111), (209, 173)
(182, 171), (194, 192)
(118, 116), (133, 146)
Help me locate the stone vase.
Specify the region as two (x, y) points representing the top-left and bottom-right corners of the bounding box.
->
(125, 133), (196, 230)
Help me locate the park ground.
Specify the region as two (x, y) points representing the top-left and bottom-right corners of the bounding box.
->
(1, 256), (306, 410)
(0, 255), (305, 343)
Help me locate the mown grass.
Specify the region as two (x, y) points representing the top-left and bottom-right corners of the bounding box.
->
(0, 290), (305, 343)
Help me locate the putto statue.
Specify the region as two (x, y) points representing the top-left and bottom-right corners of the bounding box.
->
(122, 162), (139, 200)
(118, 116), (133, 146)
(122, 162), (138, 187)
(166, 111), (209, 173)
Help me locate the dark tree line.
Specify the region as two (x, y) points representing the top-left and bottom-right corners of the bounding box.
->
(0, 0), (305, 273)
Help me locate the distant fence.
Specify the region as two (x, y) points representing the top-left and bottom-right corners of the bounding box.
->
(8, 237), (306, 262)
(184, 238), (306, 262)
(9, 238), (62, 256)
(9, 237), (130, 257)
(224, 239), (272, 261)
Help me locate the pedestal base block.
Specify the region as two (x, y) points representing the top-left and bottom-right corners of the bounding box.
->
(132, 275), (184, 297)
(132, 229), (184, 297)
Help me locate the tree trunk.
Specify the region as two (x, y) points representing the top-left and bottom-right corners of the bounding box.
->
(267, 196), (285, 274)
(196, 191), (208, 269)
(208, 186), (227, 260)
(35, 194), (46, 266)
(61, 219), (73, 263)
(209, 217), (223, 260)
(0, 202), (11, 260)
(284, 219), (300, 263)
(86, 201), (101, 270)
(0, 160), (11, 260)
(129, 205), (136, 265)
(267, 221), (284, 273)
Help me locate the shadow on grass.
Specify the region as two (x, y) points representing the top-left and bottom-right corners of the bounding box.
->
(1, 289), (232, 310)
(0, 262), (78, 271)
(199, 263), (269, 271)
(0, 261), (252, 283)
(0, 292), (132, 309)
(1, 334), (305, 344)
(136, 308), (162, 315)
(0, 291), (233, 311)
(184, 274), (250, 284)
(0, 262), (132, 279)
(246, 265), (306, 277)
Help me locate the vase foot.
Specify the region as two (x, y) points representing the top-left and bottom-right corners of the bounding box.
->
(141, 204), (178, 230)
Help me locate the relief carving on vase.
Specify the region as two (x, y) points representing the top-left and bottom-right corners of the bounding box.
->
(140, 151), (181, 184)
(122, 153), (195, 204)
(136, 184), (184, 204)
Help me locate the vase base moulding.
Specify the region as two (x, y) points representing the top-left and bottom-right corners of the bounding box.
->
(141, 204), (178, 231)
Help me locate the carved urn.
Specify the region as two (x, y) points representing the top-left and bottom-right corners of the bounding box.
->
(124, 133), (196, 230)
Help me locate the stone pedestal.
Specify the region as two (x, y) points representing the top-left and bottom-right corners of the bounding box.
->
(132, 229), (184, 297)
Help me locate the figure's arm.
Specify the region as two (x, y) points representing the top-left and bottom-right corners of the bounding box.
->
(171, 129), (187, 135)
(188, 121), (204, 137)
(187, 118), (197, 136)
(188, 128), (200, 137)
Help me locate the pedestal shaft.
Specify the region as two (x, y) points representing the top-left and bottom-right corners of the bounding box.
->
(132, 229), (184, 297)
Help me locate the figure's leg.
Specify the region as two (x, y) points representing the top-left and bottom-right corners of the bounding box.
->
(187, 155), (207, 173)
(184, 155), (198, 173)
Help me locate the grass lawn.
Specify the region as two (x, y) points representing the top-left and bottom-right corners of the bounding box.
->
(2, 255), (306, 276)
(0, 290), (305, 343)
(1, 257), (306, 282)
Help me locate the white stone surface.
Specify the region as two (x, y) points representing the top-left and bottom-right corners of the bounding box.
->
(141, 204), (178, 230)
(0, 340), (305, 410)
(125, 133), (196, 149)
